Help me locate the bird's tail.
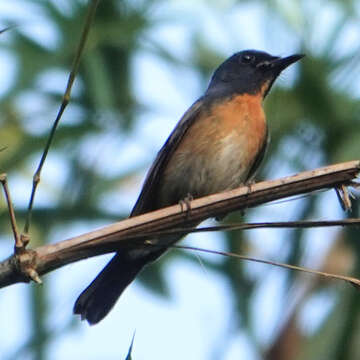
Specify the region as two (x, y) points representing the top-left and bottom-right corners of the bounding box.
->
(74, 250), (163, 325)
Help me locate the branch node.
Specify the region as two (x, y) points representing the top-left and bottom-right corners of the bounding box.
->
(14, 233), (31, 253)
(33, 172), (40, 184)
(27, 268), (42, 284)
(15, 249), (41, 284)
(62, 94), (70, 106)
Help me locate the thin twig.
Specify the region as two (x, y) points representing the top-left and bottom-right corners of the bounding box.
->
(0, 26), (16, 35)
(335, 185), (353, 211)
(23, 0), (101, 235)
(135, 217), (360, 239)
(0, 174), (20, 249)
(0, 176), (41, 281)
(125, 332), (136, 360)
(172, 245), (360, 288)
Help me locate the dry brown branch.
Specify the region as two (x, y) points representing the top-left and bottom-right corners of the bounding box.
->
(0, 160), (359, 288)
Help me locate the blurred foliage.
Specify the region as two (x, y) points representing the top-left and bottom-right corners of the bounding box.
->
(1, 0), (360, 359)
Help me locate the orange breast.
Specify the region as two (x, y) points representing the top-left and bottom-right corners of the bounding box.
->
(158, 93), (268, 207)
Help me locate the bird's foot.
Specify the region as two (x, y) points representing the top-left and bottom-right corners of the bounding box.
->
(179, 193), (193, 219)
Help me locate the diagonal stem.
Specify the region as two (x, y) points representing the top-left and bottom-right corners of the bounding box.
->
(0, 174), (20, 249)
(23, 0), (102, 235)
(172, 244), (360, 288)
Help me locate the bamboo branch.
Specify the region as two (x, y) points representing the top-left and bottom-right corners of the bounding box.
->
(23, 0), (101, 236)
(0, 160), (359, 288)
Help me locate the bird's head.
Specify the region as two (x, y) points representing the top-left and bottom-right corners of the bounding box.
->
(206, 50), (304, 99)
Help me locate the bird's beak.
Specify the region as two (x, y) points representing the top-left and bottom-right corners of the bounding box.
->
(258, 53), (304, 98)
(256, 54), (304, 71)
(270, 54), (304, 71)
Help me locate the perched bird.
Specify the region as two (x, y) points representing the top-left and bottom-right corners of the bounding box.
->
(74, 49), (303, 324)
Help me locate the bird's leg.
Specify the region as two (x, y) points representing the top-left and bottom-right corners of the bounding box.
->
(241, 179), (257, 216)
(179, 193), (193, 219)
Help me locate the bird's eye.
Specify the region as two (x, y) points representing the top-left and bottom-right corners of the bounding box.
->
(241, 54), (255, 64)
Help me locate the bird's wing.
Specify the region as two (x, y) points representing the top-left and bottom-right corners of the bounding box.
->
(246, 125), (269, 181)
(131, 98), (204, 216)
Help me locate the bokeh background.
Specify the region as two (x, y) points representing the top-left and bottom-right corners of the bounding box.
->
(1, 0), (360, 359)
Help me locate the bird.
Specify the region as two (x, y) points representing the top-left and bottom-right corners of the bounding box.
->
(74, 49), (304, 325)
